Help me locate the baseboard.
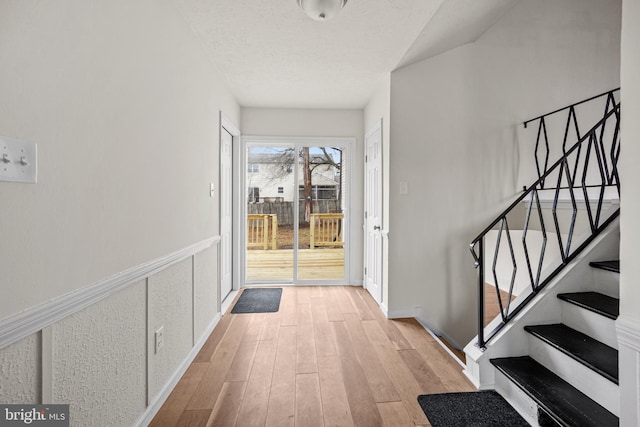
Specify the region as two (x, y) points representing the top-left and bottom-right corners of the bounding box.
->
(134, 312), (221, 427)
(379, 303), (389, 317)
(386, 307), (417, 318)
(221, 289), (240, 316)
(414, 316), (466, 368)
(0, 236), (221, 351)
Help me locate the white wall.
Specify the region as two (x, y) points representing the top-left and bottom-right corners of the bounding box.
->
(242, 108), (365, 285)
(364, 76), (392, 309)
(0, 0), (238, 424)
(388, 0), (621, 347)
(617, 0), (640, 424)
(0, 0), (239, 320)
(619, 0), (640, 325)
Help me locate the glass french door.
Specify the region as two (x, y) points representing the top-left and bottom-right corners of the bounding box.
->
(244, 138), (349, 284)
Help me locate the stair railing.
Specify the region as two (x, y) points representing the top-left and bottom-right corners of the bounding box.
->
(470, 89), (620, 349)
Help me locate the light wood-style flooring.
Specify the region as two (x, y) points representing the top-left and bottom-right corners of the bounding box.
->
(150, 286), (475, 427)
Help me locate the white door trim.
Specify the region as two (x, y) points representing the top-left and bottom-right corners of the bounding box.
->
(241, 135), (354, 285)
(220, 113), (240, 313)
(364, 119), (384, 305)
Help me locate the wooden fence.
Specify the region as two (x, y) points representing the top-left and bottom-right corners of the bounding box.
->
(247, 200), (341, 226)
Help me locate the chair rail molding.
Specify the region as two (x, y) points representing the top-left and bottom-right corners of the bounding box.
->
(0, 236), (221, 350)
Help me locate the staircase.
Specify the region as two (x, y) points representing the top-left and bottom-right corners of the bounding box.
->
(491, 259), (620, 426)
(464, 90), (622, 426)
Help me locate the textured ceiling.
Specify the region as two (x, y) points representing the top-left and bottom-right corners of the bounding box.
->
(170, 0), (519, 109)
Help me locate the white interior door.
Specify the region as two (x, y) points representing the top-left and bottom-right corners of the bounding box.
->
(364, 121), (383, 304)
(220, 124), (234, 303)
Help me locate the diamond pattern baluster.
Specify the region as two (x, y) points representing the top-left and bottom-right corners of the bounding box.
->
(492, 218), (517, 321)
(522, 187), (547, 292)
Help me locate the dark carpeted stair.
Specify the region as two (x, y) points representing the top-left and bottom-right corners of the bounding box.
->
(557, 291), (619, 320)
(524, 323), (618, 384)
(491, 356), (619, 427)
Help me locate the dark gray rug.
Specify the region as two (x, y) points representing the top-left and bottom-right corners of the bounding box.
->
(231, 288), (282, 314)
(418, 391), (529, 427)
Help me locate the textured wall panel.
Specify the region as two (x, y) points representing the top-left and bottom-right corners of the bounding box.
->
(0, 333), (40, 403)
(194, 246), (218, 341)
(52, 280), (146, 427)
(148, 257), (193, 401)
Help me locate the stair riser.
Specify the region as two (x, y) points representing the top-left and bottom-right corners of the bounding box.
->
(494, 369), (543, 426)
(529, 336), (619, 416)
(590, 269), (619, 298)
(560, 301), (618, 349)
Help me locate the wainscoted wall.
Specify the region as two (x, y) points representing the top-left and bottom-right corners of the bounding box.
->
(53, 281), (147, 426)
(0, 334), (40, 403)
(148, 259), (195, 403)
(194, 249), (219, 346)
(0, 240), (220, 427)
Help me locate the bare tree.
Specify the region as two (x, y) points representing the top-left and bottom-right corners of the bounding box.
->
(302, 147), (312, 222)
(250, 146), (342, 222)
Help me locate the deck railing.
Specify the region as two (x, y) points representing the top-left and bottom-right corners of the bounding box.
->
(470, 89), (620, 349)
(247, 214), (278, 250)
(310, 213), (344, 249)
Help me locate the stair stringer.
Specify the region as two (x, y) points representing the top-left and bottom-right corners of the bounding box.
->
(463, 217), (620, 392)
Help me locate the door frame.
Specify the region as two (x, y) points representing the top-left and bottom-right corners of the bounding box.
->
(220, 113), (241, 315)
(241, 135), (354, 285)
(364, 119), (384, 305)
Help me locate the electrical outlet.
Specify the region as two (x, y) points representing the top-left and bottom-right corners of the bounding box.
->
(155, 326), (164, 354)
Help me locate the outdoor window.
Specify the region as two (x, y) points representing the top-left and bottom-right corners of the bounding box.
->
(248, 164), (260, 173)
(278, 187), (284, 194)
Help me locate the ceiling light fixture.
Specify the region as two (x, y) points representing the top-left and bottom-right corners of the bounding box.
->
(297, 0), (348, 21)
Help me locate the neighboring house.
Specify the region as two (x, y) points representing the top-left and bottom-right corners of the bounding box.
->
(246, 151), (341, 203)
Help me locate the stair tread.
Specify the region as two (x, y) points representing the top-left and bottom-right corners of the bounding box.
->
(557, 291), (619, 320)
(589, 260), (619, 273)
(524, 323), (618, 384)
(491, 356), (619, 427)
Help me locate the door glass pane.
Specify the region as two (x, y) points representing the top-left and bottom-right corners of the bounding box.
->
(245, 145), (294, 281)
(297, 146), (345, 280)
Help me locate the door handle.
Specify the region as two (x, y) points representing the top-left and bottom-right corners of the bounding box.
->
(373, 225), (381, 230)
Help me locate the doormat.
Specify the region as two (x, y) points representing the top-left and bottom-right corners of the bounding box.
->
(418, 391), (529, 427)
(231, 288), (282, 314)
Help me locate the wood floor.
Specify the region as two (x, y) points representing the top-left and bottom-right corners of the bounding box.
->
(484, 283), (517, 327)
(150, 286), (475, 427)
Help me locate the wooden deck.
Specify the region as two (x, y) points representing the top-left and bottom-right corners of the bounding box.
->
(247, 248), (345, 281)
(150, 286), (475, 427)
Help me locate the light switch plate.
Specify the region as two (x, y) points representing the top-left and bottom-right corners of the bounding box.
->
(0, 135), (37, 183)
(399, 181), (409, 195)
